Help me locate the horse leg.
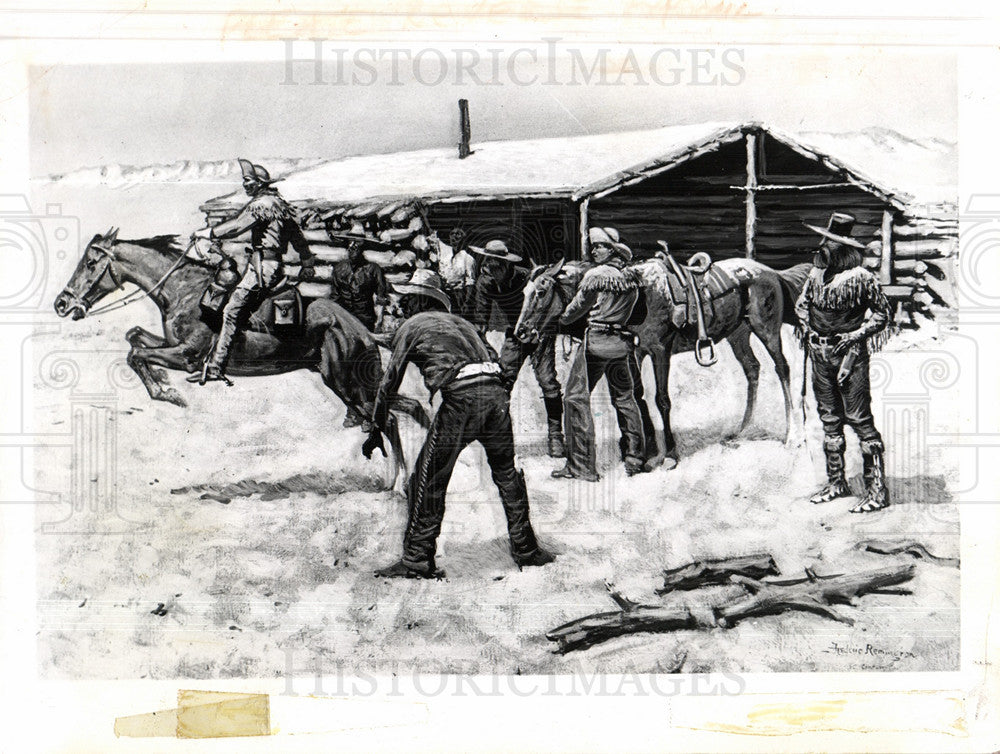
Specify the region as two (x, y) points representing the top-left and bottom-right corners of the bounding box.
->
(126, 326), (167, 349)
(128, 343), (202, 407)
(747, 309), (794, 443)
(630, 350), (659, 465)
(124, 326), (173, 397)
(648, 342), (678, 471)
(319, 329), (401, 491)
(725, 324), (761, 438)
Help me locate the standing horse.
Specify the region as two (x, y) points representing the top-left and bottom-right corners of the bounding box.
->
(514, 255), (810, 468)
(53, 229), (428, 488)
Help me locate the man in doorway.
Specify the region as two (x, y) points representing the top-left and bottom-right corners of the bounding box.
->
(436, 228), (478, 318)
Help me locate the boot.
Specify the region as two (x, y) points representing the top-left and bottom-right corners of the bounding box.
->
(551, 465), (600, 483)
(515, 547), (556, 568)
(543, 397), (566, 458)
(374, 559), (444, 580)
(809, 434), (851, 504)
(851, 440), (890, 513)
(624, 456), (645, 476)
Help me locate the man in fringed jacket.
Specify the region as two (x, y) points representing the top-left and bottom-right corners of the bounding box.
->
(552, 227), (645, 481)
(795, 212), (892, 513)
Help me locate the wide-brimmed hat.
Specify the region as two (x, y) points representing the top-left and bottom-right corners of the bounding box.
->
(804, 212), (865, 249)
(589, 226), (632, 261)
(469, 239), (522, 263)
(238, 158), (280, 186)
(392, 268), (452, 311)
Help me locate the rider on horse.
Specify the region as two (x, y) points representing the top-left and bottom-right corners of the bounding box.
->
(188, 159), (316, 384)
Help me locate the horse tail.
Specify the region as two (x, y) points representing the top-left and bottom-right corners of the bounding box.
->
(777, 263), (812, 326)
(388, 395), (430, 429)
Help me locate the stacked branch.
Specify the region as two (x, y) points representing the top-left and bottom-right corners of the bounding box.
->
(546, 563), (915, 655)
(657, 553), (780, 594)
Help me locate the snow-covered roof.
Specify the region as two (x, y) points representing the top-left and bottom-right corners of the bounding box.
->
(202, 122), (957, 214)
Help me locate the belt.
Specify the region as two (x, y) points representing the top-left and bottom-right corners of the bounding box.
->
(587, 322), (631, 335)
(807, 332), (841, 347)
(444, 362), (503, 395)
(455, 361), (501, 380)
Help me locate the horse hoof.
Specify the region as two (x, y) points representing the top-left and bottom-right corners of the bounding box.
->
(159, 389), (187, 408)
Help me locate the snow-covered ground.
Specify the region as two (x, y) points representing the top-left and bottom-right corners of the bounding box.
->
(29, 160), (960, 679)
(33, 311), (960, 679)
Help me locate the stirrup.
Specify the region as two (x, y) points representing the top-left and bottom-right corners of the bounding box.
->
(695, 337), (717, 367)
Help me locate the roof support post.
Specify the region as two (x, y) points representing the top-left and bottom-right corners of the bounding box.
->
(879, 209), (894, 285)
(579, 196), (590, 261)
(744, 130), (758, 259)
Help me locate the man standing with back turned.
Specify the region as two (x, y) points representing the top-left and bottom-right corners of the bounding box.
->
(365, 269), (555, 578)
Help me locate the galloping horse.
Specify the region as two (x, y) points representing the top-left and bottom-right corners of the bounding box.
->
(53, 229), (428, 488)
(514, 254), (810, 468)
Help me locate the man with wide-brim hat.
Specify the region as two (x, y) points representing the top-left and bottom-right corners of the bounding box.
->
(365, 267), (555, 578)
(389, 268), (452, 312)
(795, 211), (892, 513)
(187, 158), (316, 384)
(552, 226), (645, 481)
(470, 239), (567, 458)
(587, 226), (633, 262)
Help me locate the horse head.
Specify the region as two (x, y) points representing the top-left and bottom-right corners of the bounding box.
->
(54, 228), (123, 320)
(513, 258), (581, 344)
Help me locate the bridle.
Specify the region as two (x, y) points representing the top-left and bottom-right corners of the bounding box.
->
(75, 239), (190, 317)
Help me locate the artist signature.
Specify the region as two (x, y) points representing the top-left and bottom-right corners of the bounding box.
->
(823, 641), (917, 663)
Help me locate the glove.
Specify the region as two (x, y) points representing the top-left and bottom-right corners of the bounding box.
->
(191, 227), (212, 241)
(362, 428), (386, 459)
(299, 266), (316, 281)
(831, 330), (862, 355)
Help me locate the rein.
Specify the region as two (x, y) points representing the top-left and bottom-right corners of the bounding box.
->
(84, 242), (191, 317)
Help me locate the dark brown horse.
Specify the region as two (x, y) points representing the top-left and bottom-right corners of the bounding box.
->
(513, 254), (810, 468)
(53, 230), (428, 488)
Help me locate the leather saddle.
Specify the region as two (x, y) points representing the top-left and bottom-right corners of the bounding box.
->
(656, 241), (736, 367)
(199, 257), (309, 334)
(249, 287), (306, 333)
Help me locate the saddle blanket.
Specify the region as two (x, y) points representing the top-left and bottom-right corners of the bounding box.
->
(662, 263), (747, 332)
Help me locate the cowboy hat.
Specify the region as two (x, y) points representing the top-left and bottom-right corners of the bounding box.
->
(238, 158), (281, 185)
(804, 212), (866, 250)
(392, 268), (452, 311)
(589, 226), (632, 261)
(468, 239), (522, 263)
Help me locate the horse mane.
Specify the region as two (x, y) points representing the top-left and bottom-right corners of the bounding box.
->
(118, 234), (218, 270)
(123, 235), (185, 255)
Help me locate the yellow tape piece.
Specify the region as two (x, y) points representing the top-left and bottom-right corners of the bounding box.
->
(115, 690), (270, 739)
